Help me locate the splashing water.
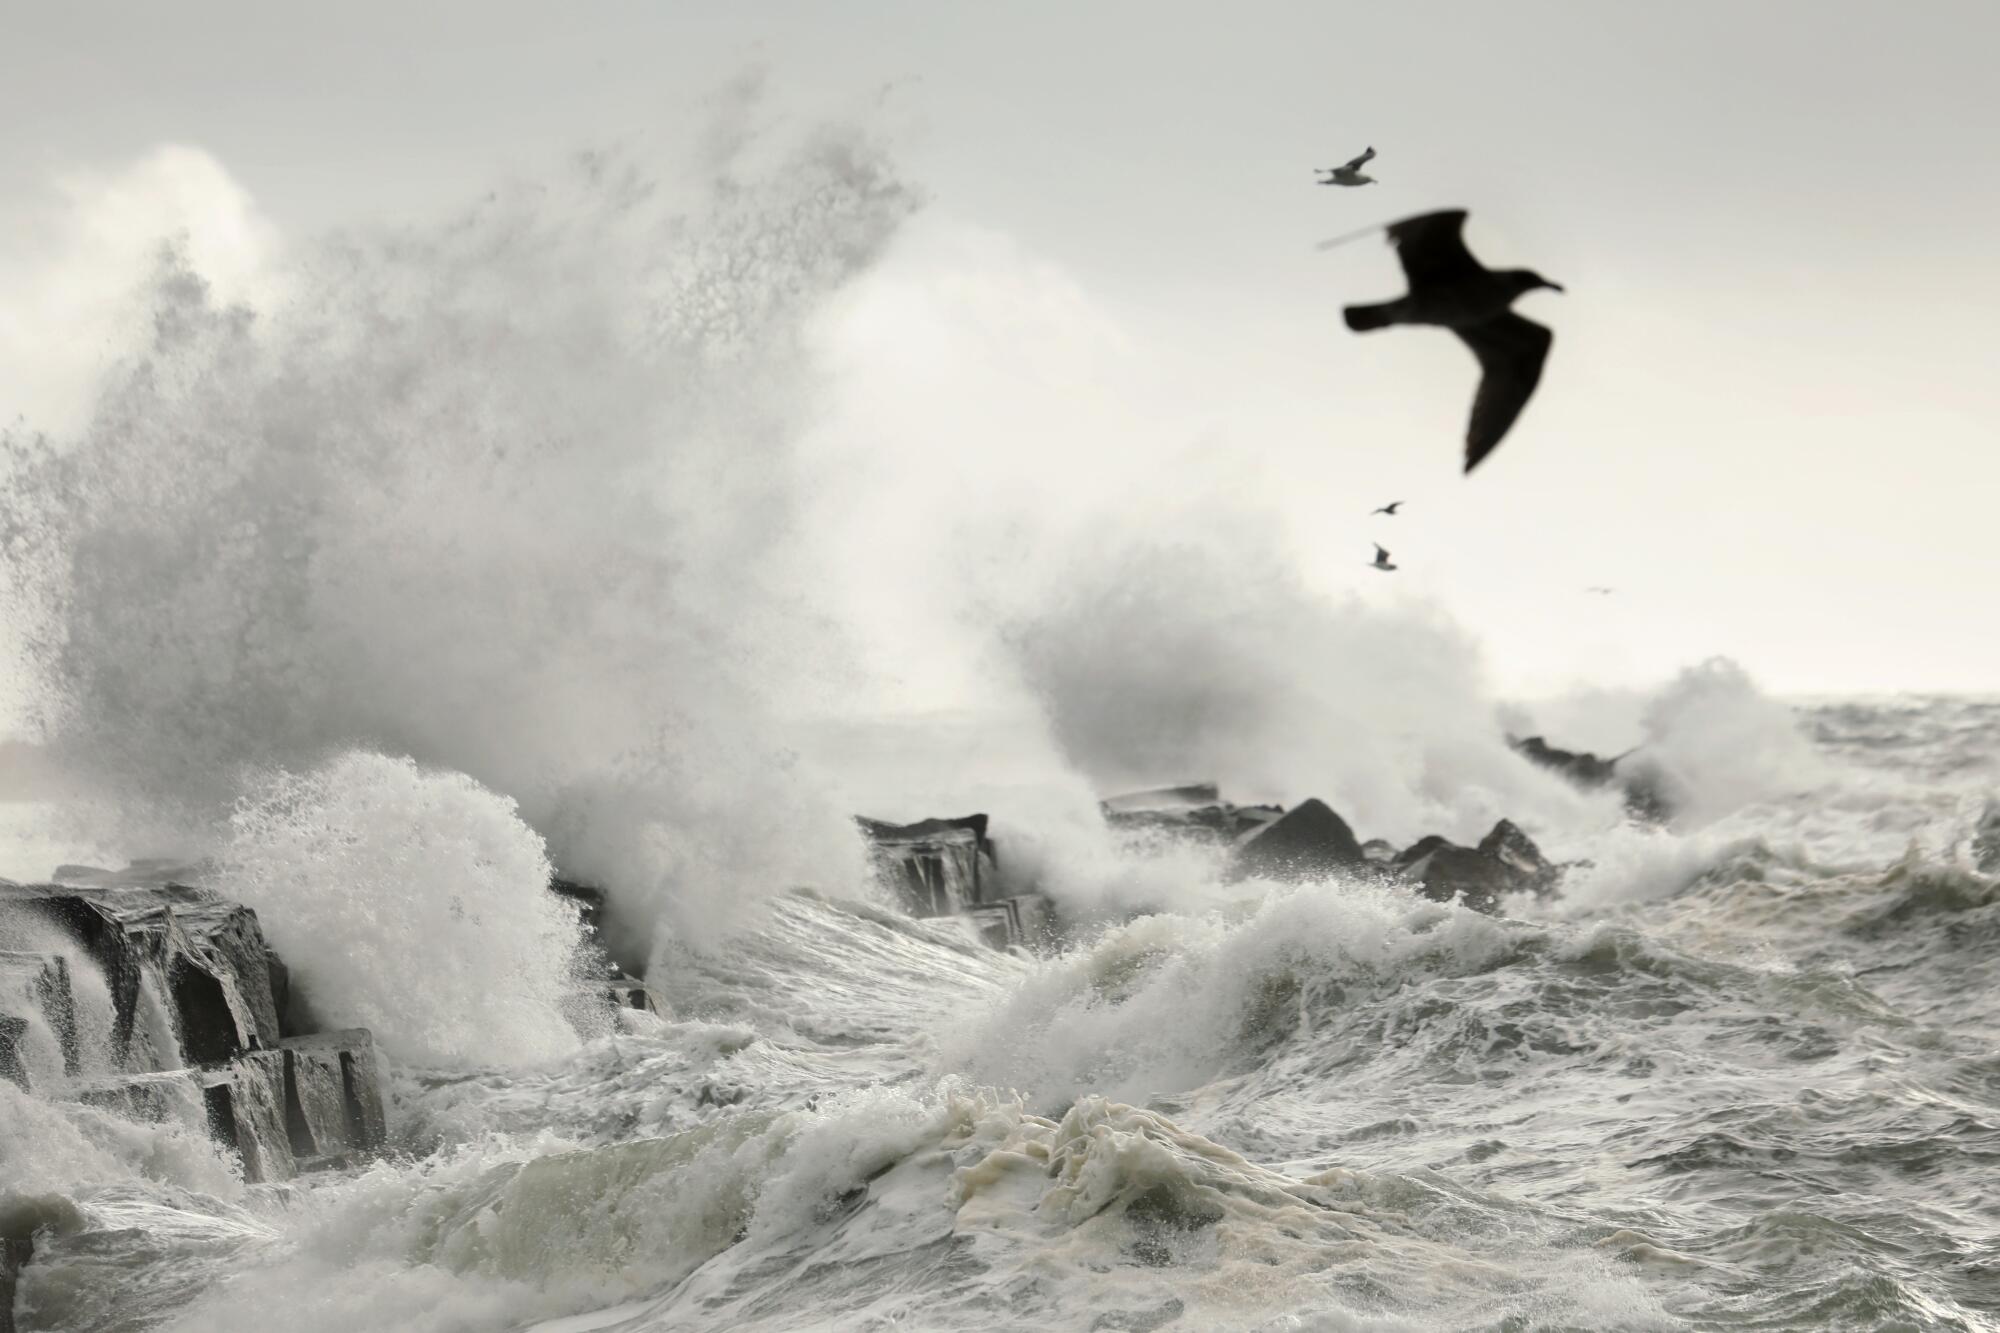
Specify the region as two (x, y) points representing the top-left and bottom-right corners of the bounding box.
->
(222, 750), (599, 1067)
(0, 123), (906, 953)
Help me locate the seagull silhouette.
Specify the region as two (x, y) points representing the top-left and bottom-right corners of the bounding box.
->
(1372, 501), (1403, 516)
(1342, 210), (1563, 472)
(1586, 586), (1616, 595)
(1316, 147), (1377, 187)
(1370, 543), (1397, 572)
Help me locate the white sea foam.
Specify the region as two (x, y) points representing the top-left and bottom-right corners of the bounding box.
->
(222, 750), (599, 1068)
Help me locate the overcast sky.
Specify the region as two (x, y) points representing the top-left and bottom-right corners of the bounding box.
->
(4, 0), (1997, 701)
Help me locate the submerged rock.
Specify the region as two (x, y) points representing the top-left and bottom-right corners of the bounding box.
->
(1101, 784), (1282, 844)
(1510, 734), (1669, 822)
(1360, 838), (1399, 865)
(1227, 798), (1367, 883)
(2, 1193), (84, 1333)
(1510, 735), (1621, 788)
(1393, 820), (1560, 913)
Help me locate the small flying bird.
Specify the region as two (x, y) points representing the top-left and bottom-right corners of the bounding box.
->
(1372, 501), (1403, 516)
(1586, 586), (1616, 595)
(1316, 147), (1377, 187)
(1370, 543), (1397, 571)
(1342, 210), (1564, 473)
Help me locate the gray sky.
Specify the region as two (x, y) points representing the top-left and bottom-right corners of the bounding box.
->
(4, 0), (1998, 698)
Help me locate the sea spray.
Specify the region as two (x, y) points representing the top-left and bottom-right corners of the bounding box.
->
(1000, 512), (1608, 847)
(1624, 657), (1828, 825)
(0, 122), (905, 951)
(223, 751), (597, 1067)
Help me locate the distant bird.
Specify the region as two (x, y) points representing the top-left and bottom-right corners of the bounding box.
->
(1342, 210), (1563, 473)
(1370, 543), (1397, 571)
(1372, 501), (1403, 516)
(1586, 586), (1616, 595)
(1317, 147), (1377, 187)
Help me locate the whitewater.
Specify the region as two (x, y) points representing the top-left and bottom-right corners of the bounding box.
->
(5, 116), (2000, 1332)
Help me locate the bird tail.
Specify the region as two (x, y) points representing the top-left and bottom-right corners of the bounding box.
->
(1343, 302), (1396, 332)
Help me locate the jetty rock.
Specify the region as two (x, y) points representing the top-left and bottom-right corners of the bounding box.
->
(0, 876), (388, 1185)
(856, 814), (1052, 951)
(1392, 819), (1559, 914)
(68, 1027), (389, 1184)
(0, 879), (280, 1067)
(1226, 798), (1368, 883)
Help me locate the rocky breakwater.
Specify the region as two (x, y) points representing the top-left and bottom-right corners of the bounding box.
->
(0, 874), (391, 1189)
(856, 814), (1054, 950)
(1103, 783), (1565, 914)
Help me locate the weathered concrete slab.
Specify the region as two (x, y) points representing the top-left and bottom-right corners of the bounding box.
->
(856, 814), (996, 918)
(281, 1029), (387, 1159)
(0, 882), (279, 1068)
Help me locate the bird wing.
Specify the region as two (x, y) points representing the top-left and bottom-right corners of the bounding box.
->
(1454, 313), (1553, 473)
(1373, 543), (1390, 560)
(1341, 146), (1376, 172)
(1386, 210), (1482, 290)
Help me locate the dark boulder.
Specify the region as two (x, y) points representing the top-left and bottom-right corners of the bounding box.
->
(1478, 819), (1561, 896)
(1510, 734), (1669, 822)
(1227, 799), (1367, 883)
(1510, 735), (1621, 788)
(548, 877), (607, 937)
(1393, 820), (1561, 913)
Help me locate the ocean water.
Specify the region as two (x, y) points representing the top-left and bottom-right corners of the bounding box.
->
(3, 697), (1996, 1332)
(4, 114), (2000, 1332)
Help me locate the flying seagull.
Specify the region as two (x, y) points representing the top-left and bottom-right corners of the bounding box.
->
(1342, 210), (1563, 472)
(1370, 542), (1397, 571)
(1372, 501), (1403, 516)
(1586, 586), (1616, 595)
(1317, 147), (1377, 187)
